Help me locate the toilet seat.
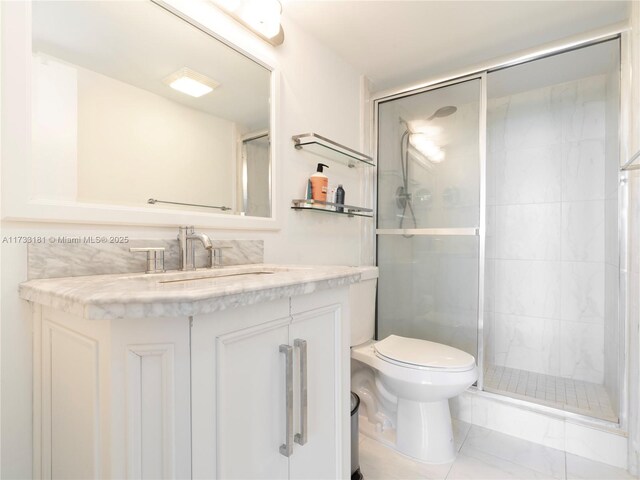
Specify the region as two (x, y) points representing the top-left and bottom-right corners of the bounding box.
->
(374, 335), (476, 372)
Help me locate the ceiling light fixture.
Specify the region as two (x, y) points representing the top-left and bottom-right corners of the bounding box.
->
(163, 68), (219, 98)
(211, 0), (284, 46)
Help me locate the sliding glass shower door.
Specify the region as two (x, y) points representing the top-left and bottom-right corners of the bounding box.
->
(376, 77), (485, 365)
(483, 39), (621, 421)
(375, 39), (622, 423)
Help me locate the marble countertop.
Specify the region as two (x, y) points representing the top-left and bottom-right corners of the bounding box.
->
(19, 264), (376, 320)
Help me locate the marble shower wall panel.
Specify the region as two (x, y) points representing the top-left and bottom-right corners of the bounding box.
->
(603, 69), (621, 414)
(376, 236), (417, 340)
(493, 314), (560, 375)
(27, 239), (264, 279)
(487, 74), (614, 384)
(430, 239), (479, 357)
(377, 235), (478, 358)
(494, 146), (562, 205)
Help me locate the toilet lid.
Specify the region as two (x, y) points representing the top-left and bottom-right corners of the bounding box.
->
(374, 335), (476, 371)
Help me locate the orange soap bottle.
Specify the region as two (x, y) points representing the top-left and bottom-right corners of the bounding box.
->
(310, 163), (329, 205)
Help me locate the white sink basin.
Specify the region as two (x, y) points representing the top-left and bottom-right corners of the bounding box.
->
(119, 265), (315, 284)
(158, 270), (276, 284)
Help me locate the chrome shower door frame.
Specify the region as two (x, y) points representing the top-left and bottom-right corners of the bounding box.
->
(371, 27), (628, 424)
(372, 72), (488, 389)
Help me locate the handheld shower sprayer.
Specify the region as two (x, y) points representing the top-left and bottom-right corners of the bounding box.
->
(397, 105), (457, 235)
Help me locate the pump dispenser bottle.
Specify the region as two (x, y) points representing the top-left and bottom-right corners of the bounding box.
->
(310, 163), (329, 204)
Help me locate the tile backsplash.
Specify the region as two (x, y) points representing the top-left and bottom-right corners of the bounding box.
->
(27, 239), (263, 279)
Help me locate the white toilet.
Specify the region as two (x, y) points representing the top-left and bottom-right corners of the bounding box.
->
(350, 267), (478, 464)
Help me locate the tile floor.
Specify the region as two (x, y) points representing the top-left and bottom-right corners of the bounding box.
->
(358, 421), (636, 480)
(483, 365), (617, 422)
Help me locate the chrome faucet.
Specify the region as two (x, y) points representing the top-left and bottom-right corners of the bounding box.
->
(177, 226), (213, 271)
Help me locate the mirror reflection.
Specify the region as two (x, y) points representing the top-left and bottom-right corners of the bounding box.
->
(31, 0), (272, 217)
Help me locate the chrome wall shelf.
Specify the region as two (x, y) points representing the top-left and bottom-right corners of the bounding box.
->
(621, 149), (640, 171)
(292, 133), (375, 168)
(291, 199), (373, 218)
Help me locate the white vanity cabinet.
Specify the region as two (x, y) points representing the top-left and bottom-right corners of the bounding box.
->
(25, 266), (357, 480)
(32, 306), (192, 480)
(191, 288), (351, 480)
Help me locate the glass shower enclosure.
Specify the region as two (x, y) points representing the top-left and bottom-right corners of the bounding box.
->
(375, 38), (622, 423)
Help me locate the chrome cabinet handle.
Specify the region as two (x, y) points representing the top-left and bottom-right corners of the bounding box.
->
(279, 344), (294, 457)
(294, 339), (308, 446)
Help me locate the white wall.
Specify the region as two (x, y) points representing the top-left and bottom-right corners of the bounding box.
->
(0, 2), (366, 477)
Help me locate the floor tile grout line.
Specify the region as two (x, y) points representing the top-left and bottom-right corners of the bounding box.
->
(445, 424), (472, 480)
(458, 438), (568, 480)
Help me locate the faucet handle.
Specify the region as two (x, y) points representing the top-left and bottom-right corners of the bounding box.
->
(130, 247), (165, 274)
(209, 246), (232, 268)
(177, 225), (195, 238)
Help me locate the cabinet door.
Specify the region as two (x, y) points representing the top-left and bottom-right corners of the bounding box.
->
(34, 308), (191, 480)
(289, 304), (342, 480)
(216, 318), (291, 480)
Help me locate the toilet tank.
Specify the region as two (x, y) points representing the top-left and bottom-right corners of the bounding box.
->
(350, 266), (378, 346)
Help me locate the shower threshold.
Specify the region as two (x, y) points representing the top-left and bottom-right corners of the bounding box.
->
(483, 365), (618, 423)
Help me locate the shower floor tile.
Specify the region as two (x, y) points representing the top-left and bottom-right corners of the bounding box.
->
(483, 365), (618, 423)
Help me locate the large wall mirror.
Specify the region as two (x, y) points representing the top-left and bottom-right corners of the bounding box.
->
(30, 0), (272, 218)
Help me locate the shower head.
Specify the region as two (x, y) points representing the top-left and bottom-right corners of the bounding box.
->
(427, 106), (457, 121)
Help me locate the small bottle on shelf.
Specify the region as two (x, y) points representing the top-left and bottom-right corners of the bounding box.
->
(335, 184), (345, 212)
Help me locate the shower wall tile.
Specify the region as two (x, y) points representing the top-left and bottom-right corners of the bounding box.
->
(604, 264), (620, 325)
(434, 255), (479, 314)
(486, 73), (614, 384)
(495, 204), (561, 261)
(601, 71), (620, 416)
(495, 145), (562, 205)
(560, 261), (605, 324)
(493, 314), (560, 376)
(486, 148), (497, 206)
(561, 201), (605, 262)
(426, 311), (478, 358)
(605, 137), (620, 200)
(485, 206), (496, 259)
(484, 259), (496, 313)
(494, 260), (561, 319)
(562, 140), (605, 201)
(377, 259), (417, 329)
(503, 87), (563, 150)
(556, 75), (606, 142)
(605, 196), (619, 267)
(603, 263), (620, 414)
(487, 96), (509, 153)
(483, 312), (495, 366)
(604, 69), (620, 199)
(559, 321), (604, 384)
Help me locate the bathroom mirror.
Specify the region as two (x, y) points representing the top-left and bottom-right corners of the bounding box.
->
(30, 0), (272, 218)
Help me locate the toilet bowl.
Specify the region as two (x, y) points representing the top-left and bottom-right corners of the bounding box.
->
(352, 335), (477, 464)
(349, 268), (478, 464)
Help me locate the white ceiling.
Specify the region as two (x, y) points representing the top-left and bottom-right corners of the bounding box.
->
(282, 0), (630, 92)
